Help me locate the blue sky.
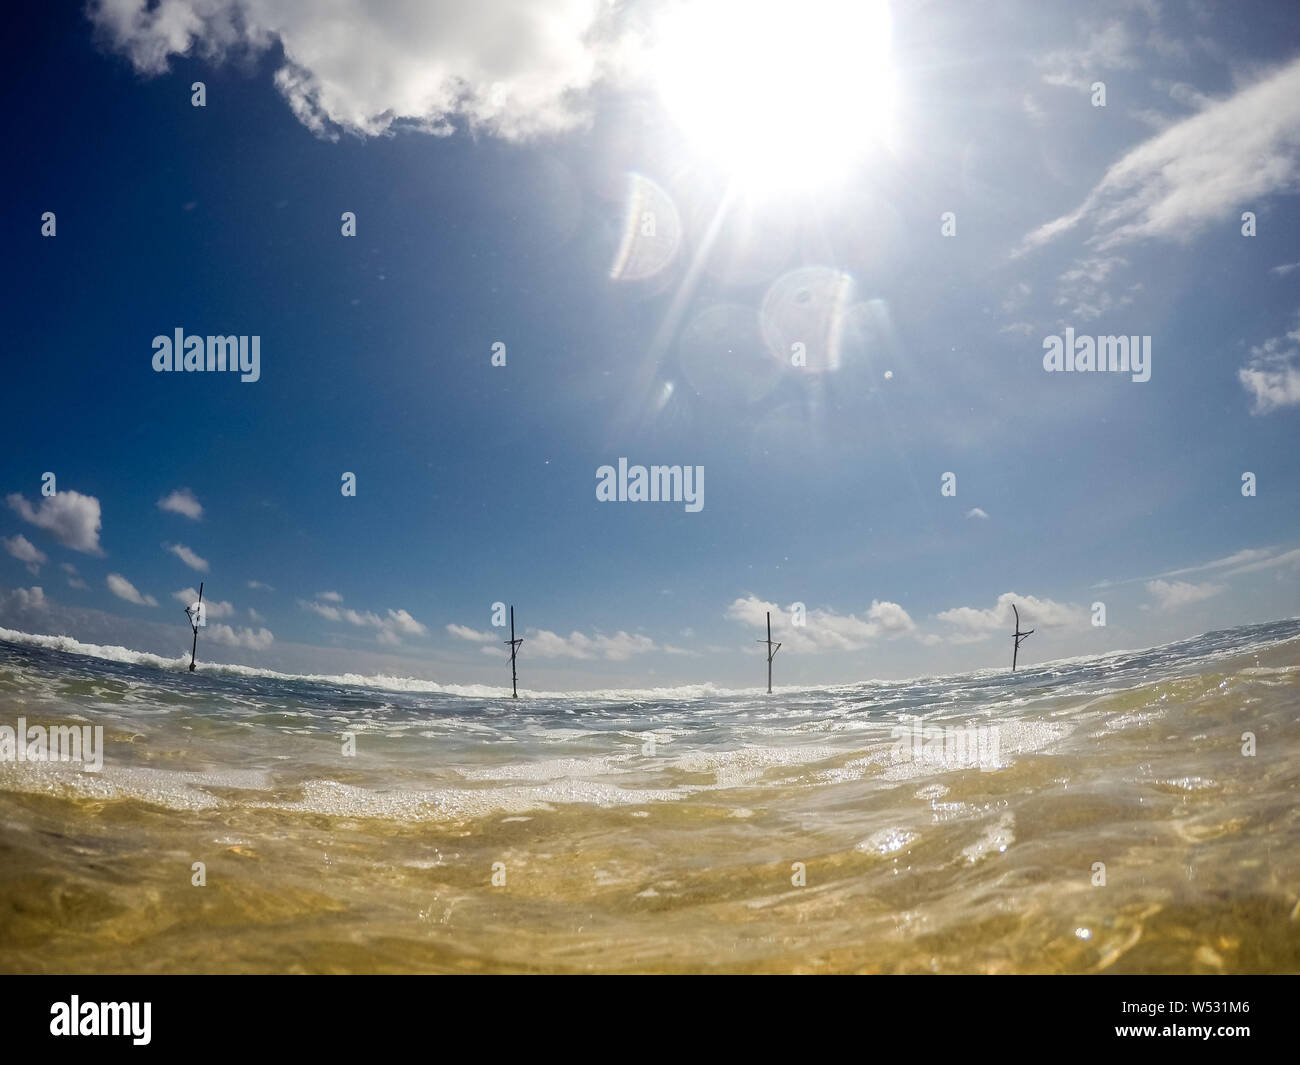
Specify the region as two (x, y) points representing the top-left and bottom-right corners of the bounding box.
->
(2, 0), (1298, 690)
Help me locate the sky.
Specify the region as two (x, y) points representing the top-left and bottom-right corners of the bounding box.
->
(2, 0), (1298, 691)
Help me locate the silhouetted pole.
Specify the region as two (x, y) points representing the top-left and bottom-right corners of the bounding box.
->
(757, 610), (781, 693)
(186, 581), (204, 672)
(505, 605), (524, 698)
(1011, 603), (1034, 672)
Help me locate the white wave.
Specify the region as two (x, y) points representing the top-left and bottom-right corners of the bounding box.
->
(2, 619), (1296, 705)
(0, 628), (194, 671)
(0, 626), (754, 702)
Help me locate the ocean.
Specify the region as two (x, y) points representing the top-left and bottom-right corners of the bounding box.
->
(1, 619), (1298, 974)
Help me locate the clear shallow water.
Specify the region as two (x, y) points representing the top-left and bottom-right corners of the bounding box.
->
(1, 620), (1298, 973)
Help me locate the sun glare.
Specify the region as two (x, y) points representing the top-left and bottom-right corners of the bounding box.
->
(650, 0), (898, 197)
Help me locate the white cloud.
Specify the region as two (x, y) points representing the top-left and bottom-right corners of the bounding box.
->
(1058, 254), (1126, 287)
(965, 507), (989, 520)
(461, 621), (694, 660)
(247, 579), (274, 591)
(206, 623), (275, 651)
(1145, 579), (1224, 611)
(1219, 545), (1300, 578)
(248, 607), (264, 623)
(1239, 363), (1300, 413)
(726, 594), (918, 653)
(88, 0), (624, 141)
(509, 628), (658, 661)
(304, 600), (343, 624)
(318, 591), (343, 602)
(1021, 56), (1300, 253)
(303, 600), (342, 622)
(1151, 78), (1211, 112)
(1238, 313), (1300, 414)
(936, 592), (1083, 643)
(1271, 262), (1300, 276)
(1159, 546), (1280, 579)
(1050, 255), (1139, 322)
(172, 587), (234, 618)
(1036, 21), (1138, 93)
(6, 490), (104, 555)
(107, 573), (158, 607)
(3, 534), (47, 575)
(384, 609), (426, 636)
(157, 487), (203, 520)
(301, 597), (427, 644)
(164, 542), (210, 572)
(7, 586), (48, 611)
(447, 623), (496, 643)
(1094, 544), (1300, 588)
(60, 562), (89, 590)
(1000, 321), (1035, 337)
(1001, 281), (1032, 314)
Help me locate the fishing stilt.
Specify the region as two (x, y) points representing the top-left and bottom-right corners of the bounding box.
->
(185, 582), (205, 672)
(757, 610), (781, 694)
(504, 605), (523, 698)
(1011, 603), (1034, 672)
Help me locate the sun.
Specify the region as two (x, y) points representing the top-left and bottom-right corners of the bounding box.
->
(649, 0), (898, 197)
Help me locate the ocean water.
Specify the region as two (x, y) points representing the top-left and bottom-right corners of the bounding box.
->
(1, 619), (1298, 974)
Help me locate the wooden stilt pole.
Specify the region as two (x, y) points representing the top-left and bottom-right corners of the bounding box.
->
(505, 605), (523, 698)
(187, 581), (204, 672)
(757, 610), (781, 693)
(1011, 604), (1034, 672)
